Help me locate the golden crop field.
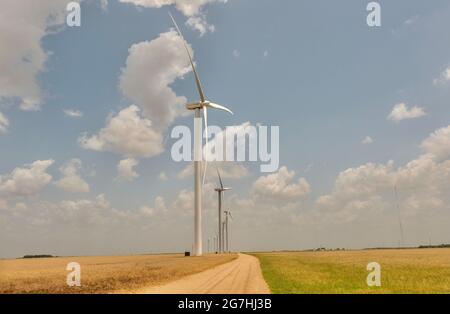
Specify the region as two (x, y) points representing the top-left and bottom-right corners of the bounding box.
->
(0, 254), (237, 294)
(253, 249), (450, 294)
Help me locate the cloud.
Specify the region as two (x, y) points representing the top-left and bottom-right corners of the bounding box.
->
(0, 112), (9, 133)
(119, 31), (192, 130)
(251, 166), (311, 201)
(404, 15), (419, 25)
(315, 125), (450, 224)
(433, 67), (450, 85)
(0, 193), (179, 257)
(388, 103), (426, 122)
(64, 109), (83, 118)
(55, 159), (90, 193)
(79, 105), (164, 158)
(0, 160), (54, 197)
(85, 31), (188, 160)
(186, 16), (215, 36)
(172, 188), (195, 212)
(203, 122), (257, 160)
(0, 0), (70, 111)
(118, 0), (227, 35)
(178, 162), (249, 180)
(421, 125), (450, 161)
(177, 122), (268, 178)
(315, 161), (395, 223)
(1, 193), (169, 230)
(207, 166), (311, 230)
(142, 196), (167, 216)
(362, 136), (374, 144)
(117, 158), (139, 181)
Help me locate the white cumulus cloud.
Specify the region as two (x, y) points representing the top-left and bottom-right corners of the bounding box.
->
(433, 67), (450, 85)
(79, 105), (164, 158)
(421, 125), (450, 161)
(119, 31), (192, 130)
(0, 0), (70, 111)
(55, 159), (90, 193)
(186, 16), (215, 36)
(388, 103), (426, 122)
(118, 0), (227, 35)
(117, 158), (139, 181)
(0, 113), (9, 134)
(315, 124), (450, 224)
(0, 160), (54, 197)
(64, 109), (83, 118)
(252, 166), (311, 201)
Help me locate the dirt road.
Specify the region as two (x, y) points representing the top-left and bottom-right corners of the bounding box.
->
(135, 254), (270, 294)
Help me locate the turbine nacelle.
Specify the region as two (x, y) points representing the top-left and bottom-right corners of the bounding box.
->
(186, 101), (234, 115)
(215, 187), (232, 192)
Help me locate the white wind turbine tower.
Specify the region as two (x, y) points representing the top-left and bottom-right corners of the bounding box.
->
(224, 210), (233, 253)
(169, 14), (233, 257)
(394, 186), (405, 248)
(222, 221), (226, 253)
(214, 233), (218, 253)
(215, 169), (232, 253)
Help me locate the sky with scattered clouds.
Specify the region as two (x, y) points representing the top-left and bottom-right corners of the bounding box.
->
(1, 0), (450, 258)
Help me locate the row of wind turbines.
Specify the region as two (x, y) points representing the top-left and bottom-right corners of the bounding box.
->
(169, 14), (235, 256)
(212, 170), (233, 254)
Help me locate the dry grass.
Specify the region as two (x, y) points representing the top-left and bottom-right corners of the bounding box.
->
(0, 254), (237, 294)
(253, 249), (450, 294)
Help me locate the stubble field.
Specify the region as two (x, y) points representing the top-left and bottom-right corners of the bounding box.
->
(0, 254), (237, 294)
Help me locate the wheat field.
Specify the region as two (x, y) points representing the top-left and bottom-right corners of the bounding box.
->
(254, 249), (450, 294)
(0, 254), (237, 294)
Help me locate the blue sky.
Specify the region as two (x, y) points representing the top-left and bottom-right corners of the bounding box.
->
(1, 0), (450, 257)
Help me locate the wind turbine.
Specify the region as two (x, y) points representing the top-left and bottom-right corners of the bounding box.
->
(214, 234), (218, 253)
(394, 186), (405, 248)
(224, 210), (233, 253)
(169, 13), (233, 257)
(215, 169), (232, 253)
(222, 221), (226, 253)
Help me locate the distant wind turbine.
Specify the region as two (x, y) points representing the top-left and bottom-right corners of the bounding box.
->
(222, 221), (226, 253)
(394, 186), (405, 248)
(224, 210), (233, 253)
(169, 13), (233, 257)
(216, 236), (218, 253)
(215, 169), (232, 254)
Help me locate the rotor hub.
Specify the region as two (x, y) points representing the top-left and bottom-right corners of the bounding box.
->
(186, 101), (208, 110)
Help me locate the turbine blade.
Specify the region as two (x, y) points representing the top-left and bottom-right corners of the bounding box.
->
(169, 12), (206, 103)
(202, 107), (208, 185)
(229, 212), (233, 220)
(206, 102), (233, 115)
(216, 168), (224, 189)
